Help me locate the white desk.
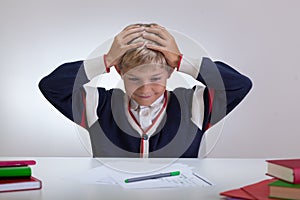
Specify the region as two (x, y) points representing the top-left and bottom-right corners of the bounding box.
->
(0, 157), (269, 200)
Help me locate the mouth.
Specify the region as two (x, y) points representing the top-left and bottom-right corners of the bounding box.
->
(137, 95), (152, 99)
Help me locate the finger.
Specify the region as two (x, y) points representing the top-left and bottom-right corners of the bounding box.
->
(144, 26), (169, 39)
(115, 27), (143, 45)
(123, 31), (143, 44)
(143, 32), (166, 46)
(146, 43), (181, 55)
(145, 43), (165, 52)
(151, 24), (167, 32)
(123, 24), (142, 31)
(122, 26), (144, 38)
(124, 41), (144, 52)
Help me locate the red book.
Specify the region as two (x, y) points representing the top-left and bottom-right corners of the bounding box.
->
(266, 158), (300, 184)
(220, 187), (255, 199)
(241, 179), (275, 200)
(220, 179), (276, 200)
(0, 176), (42, 193)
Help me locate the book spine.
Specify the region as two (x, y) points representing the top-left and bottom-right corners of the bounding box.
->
(0, 166), (31, 178)
(0, 160), (36, 167)
(294, 168), (300, 184)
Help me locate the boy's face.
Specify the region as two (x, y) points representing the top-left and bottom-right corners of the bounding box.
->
(121, 64), (171, 106)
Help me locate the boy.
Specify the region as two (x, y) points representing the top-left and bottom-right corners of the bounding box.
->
(39, 23), (252, 158)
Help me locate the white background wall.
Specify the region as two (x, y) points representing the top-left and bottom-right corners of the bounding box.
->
(0, 0), (299, 158)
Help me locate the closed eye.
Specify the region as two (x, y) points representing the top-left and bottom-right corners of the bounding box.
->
(150, 77), (161, 82)
(128, 77), (140, 82)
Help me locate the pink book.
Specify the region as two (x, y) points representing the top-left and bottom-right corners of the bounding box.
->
(266, 158), (300, 184)
(0, 160), (36, 167)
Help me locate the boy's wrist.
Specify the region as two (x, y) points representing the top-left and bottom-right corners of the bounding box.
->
(177, 55), (202, 79)
(83, 55), (108, 80)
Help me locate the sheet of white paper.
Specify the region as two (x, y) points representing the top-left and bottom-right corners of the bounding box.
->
(79, 167), (117, 185)
(74, 162), (213, 189)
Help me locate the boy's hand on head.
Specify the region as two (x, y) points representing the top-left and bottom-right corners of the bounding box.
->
(143, 24), (181, 68)
(105, 25), (145, 68)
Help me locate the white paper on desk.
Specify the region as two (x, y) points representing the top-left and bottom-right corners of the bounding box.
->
(75, 166), (118, 185)
(75, 162), (212, 189)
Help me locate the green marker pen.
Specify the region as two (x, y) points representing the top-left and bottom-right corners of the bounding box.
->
(125, 171), (180, 183)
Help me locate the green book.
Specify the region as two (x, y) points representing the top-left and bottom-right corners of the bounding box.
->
(269, 180), (300, 200)
(0, 166), (31, 178)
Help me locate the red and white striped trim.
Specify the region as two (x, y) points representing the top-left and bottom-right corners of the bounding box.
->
(128, 92), (168, 158)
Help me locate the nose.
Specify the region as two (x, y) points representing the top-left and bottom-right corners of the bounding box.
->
(137, 83), (152, 94)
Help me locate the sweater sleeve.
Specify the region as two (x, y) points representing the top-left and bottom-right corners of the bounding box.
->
(38, 61), (87, 127)
(196, 57), (252, 131)
(38, 57), (108, 129)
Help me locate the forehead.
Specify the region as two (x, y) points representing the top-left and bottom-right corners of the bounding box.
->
(124, 64), (169, 76)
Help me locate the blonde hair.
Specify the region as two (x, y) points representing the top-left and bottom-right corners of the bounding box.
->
(119, 23), (169, 72)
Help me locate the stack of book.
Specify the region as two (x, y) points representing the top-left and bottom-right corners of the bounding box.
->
(0, 160), (42, 193)
(220, 158), (300, 200)
(266, 158), (300, 200)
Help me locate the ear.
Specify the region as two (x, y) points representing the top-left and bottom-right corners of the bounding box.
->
(167, 68), (175, 79)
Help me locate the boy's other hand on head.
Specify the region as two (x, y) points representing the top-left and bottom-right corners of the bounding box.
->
(143, 24), (181, 68)
(105, 25), (145, 69)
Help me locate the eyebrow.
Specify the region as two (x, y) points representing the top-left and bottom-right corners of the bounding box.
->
(126, 73), (162, 77)
(151, 73), (162, 77)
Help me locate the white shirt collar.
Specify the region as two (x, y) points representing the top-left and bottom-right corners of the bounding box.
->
(130, 93), (164, 110)
(129, 93), (165, 130)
